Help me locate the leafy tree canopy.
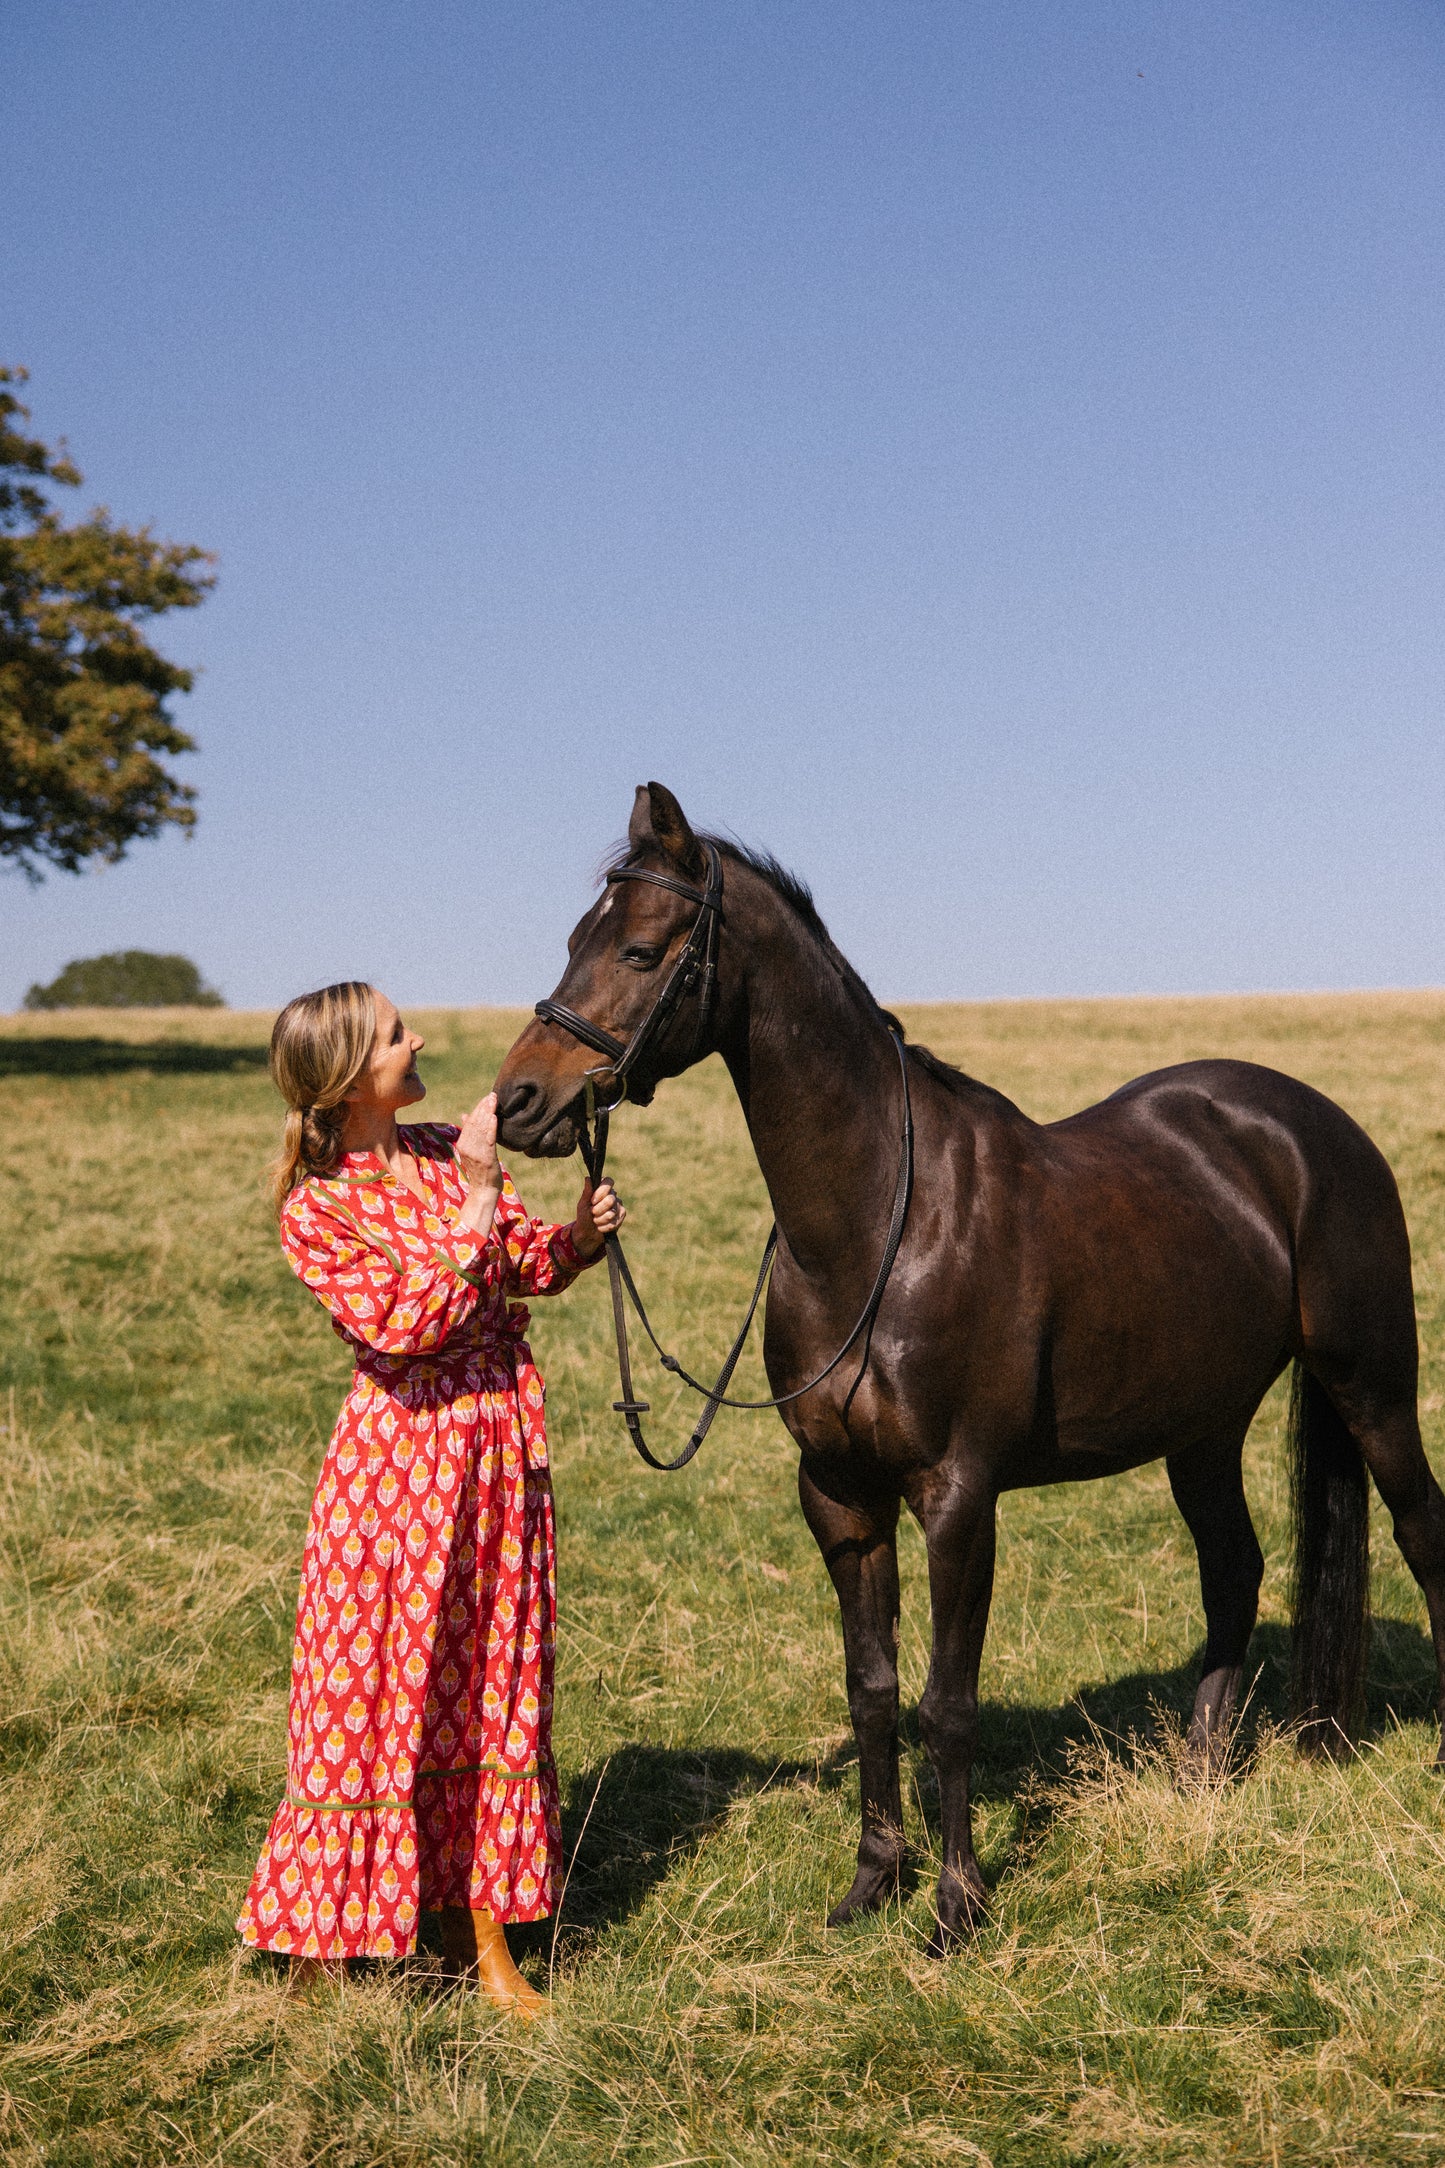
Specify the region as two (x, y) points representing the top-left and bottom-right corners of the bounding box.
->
(1, 367), (216, 879)
(23, 950), (224, 1009)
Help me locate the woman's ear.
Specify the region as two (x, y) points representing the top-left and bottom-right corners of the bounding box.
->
(627, 780), (706, 879)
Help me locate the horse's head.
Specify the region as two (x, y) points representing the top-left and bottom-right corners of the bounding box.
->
(495, 782), (726, 1156)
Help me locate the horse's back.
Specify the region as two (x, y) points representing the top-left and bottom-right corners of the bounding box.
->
(1031, 1055), (1414, 1386)
(1048, 1057), (1398, 1211)
(1059, 1055), (1362, 1139)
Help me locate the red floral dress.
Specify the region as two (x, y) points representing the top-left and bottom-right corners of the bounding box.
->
(237, 1122), (594, 1961)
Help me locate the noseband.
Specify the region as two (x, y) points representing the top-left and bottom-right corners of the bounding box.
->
(534, 841), (724, 1105)
(531, 839), (914, 1472)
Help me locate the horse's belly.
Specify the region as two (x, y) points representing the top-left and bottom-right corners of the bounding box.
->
(1038, 1291), (1289, 1472)
(999, 1435), (1182, 1489)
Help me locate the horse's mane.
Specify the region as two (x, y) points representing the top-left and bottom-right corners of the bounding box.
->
(709, 834), (886, 1012)
(607, 830), (991, 1104)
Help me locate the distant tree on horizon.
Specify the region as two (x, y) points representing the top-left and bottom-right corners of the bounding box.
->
(0, 367), (215, 880)
(24, 950), (225, 1010)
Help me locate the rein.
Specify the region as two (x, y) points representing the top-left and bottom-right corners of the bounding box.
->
(533, 847), (915, 1472)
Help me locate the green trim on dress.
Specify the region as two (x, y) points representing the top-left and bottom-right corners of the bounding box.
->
(288, 1760), (545, 1811)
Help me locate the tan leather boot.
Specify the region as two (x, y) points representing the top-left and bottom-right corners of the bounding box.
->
(427, 1906), (549, 2018)
(472, 1910), (549, 2019)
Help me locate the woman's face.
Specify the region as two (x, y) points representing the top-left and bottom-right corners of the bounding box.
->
(348, 991), (426, 1118)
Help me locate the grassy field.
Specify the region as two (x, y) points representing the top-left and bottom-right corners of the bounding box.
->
(4, 992), (1445, 2166)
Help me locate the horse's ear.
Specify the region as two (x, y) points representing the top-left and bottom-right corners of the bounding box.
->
(628, 781), (705, 878)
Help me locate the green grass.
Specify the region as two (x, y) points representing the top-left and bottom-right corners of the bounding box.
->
(3, 992), (1445, 2165)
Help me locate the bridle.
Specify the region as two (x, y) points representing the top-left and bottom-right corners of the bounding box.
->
(534, 841), (726, 1108)
(532, 843), (914, 1472)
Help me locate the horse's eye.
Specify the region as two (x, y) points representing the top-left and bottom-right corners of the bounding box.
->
(622, 944), (664, 970)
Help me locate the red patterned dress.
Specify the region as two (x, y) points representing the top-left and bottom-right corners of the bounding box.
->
(237, 1122), (594, 1961)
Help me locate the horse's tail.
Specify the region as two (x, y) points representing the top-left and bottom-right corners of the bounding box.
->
(1289, 1362), (1370, 1755)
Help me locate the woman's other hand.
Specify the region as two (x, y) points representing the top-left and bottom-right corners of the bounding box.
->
(573, 1176), (625, 1259)
(456, 1093), (504, 1233)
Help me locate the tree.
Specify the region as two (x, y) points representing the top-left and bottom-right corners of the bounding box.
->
(0, 367), (216, 880)
(23, 949), (224, 1010)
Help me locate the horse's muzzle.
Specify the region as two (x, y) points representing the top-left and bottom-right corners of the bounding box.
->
(495, 1076), (584, 1159)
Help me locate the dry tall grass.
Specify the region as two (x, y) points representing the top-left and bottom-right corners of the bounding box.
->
(2, 994), (1444, 2164)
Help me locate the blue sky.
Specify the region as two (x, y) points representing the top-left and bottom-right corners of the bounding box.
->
(5, 1), (1443, 1008)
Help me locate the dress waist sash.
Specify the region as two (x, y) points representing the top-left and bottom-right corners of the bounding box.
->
(351, 1302), (533, 1388)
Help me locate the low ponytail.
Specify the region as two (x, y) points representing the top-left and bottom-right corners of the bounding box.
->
(268, 981), (377, 1214)
(275, 1105), (306, 1205)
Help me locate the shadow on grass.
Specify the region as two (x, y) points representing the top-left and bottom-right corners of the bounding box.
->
(906, 1613), (1440, 1868)
(518, 1743), (814, 1966)
(963, 1612), (1440, 1797)
(537, 1615), (1440, 1950)
(0, 1037), (270, 1077)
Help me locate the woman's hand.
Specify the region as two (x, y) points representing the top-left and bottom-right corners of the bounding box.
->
(455, 1093), (504, 1234)
(573, 1176), (625, 1259)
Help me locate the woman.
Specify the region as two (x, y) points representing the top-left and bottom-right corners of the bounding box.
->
(236, 981), (622, 2014)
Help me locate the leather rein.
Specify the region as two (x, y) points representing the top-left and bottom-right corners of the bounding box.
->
(534, 844), (915, 1472)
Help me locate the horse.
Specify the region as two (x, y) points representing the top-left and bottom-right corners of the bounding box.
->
(495, 781), (1445, 1952)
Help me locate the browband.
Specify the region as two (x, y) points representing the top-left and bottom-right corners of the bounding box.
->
(606, 863), (720, 910)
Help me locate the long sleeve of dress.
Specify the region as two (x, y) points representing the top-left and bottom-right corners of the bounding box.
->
(492, 1171), (593, 1297)
(280, 1184), (509, 1356)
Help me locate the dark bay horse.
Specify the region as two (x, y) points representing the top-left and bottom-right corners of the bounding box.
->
(496, 782), (1445, 1951)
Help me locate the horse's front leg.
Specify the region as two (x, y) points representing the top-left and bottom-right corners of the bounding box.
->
(798, 1461), (905, 1925)
(915, 1474), (997, 1953)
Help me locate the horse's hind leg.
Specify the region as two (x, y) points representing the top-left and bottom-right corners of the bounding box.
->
(1324, 1383), (1445, 1762)
(797, 1463), (906, 1923)
(1293, 1144), (1445, 1757)
(1167, 1430), (1262, 1764)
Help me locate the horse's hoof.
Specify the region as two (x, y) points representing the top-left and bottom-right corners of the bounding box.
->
(926, 1868), (987, 1955)
(1180, 1729), (1232, 1781)
(925, 1910), (986, 1957)
(825, 1862), (902, 1927)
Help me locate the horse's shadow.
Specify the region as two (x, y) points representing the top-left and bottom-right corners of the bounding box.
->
(963, 1612), (1438, 1797)
(529, 1614), (1439, 1953)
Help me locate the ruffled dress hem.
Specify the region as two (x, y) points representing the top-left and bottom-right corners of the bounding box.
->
(236, 1761), (562, 1958)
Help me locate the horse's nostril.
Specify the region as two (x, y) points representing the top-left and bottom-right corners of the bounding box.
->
(496, 1079), (537, 1127)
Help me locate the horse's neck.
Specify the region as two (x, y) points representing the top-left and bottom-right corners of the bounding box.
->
(720, 881), (902, 1276)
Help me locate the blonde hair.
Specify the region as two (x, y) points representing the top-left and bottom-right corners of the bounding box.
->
(268, 981), (377, 1213)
